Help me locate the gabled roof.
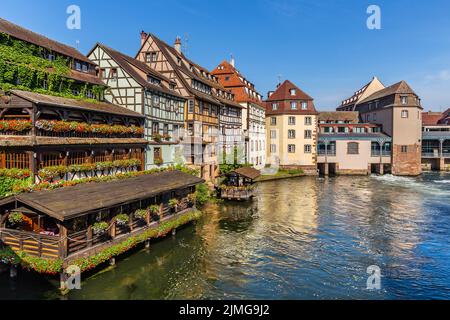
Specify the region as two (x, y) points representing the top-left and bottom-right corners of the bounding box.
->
(0, 171), (203, 221)
(233, 167), (261, 180)
(266, 80), (313, 101)
(140, 33), (229, 105)
(0, 18), (92, 64)
(422, 111), (444, 126)
(359, 81), (417, 104)
(211, 60), (264, 106)
(9, 90), (144, 118)
(91, 43), (183, 99)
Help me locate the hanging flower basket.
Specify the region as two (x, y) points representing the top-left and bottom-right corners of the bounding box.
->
(8, 212), (24, 226)
(134, 209), (148, 221)
(115, 214), (129, 226)
(92, 221), (109, 235)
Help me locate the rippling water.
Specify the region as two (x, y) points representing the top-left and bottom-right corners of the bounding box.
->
(1, 173), (450, 299)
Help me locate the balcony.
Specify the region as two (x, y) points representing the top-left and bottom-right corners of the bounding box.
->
(318, 150), (336, 157)
(371, 150), (391, 157)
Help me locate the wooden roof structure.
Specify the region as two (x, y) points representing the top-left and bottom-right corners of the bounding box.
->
(231, 167), (261, 180)
(0, 18), (92, 64)
(0, 171), (203, 221)
(9, 90), (145, 118)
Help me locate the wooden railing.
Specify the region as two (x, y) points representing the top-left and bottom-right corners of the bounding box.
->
(36, 130), (143, 139)
(0, 228), (61, 259)
(220, 188), (254, 200)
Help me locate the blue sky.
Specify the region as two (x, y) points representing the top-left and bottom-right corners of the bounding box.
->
(2, 0), (450, 111)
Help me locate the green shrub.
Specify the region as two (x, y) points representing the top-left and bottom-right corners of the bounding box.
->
(92, 222), (109, 235)
(194, 183), (210, 206)
(115, 214), (129, 226)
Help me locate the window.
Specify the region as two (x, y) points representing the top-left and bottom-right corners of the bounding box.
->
(401, 96), (408, 105)
(288, 116), (296, 125)
(305, 117), (312, 125)
(373, 113), (377, 121)
(270, 130), (277, 139)
(347, 142), (359, 155)
(146, 52), (158, 63)
(75, 61), (82, 71)
(304, 130), (312, 139)
(288, 130), (296, 139)
(270, 144), (277, 153)
(288, 144), (296, 153)
(290, 89), (296, 96)
(82, 63), (88, 72)
(152, 122), (159, 135)
(301, 102), (308, 110)
(272, 103), (278, 110)
(270, 117), (277, 125)
(153, 147), (162, 162)
(225, 76), (230, 81)
(304, 144), (312, 153)
(291, 102), (297, 110)
(401, 110), (409, 118)
(401, 146), (408, 153)
(188, 100), (194, 113)
(109, 68), (118, 81)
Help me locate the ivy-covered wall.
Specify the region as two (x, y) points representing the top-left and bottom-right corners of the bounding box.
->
(0, 32), (105, 102)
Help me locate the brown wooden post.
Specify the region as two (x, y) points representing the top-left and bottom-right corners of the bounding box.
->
(146, 210), (151, 226)
(87, 225), (93, 247)
(110, 220), (116, 239)
(128, 212), (133, 232)
(0, 151), (5, 169)
(59, 223), (68, 259)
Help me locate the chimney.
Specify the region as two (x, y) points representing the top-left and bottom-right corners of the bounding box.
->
(268, 91), (274, 99)
(174, 36), (182, 54)
(140, 31), (148, 46)
(230, 55), (235, 67)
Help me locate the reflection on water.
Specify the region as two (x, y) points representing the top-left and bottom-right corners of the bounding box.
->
(1, 173), (450, 299)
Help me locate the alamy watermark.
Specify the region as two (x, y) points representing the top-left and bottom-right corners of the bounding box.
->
(66, 5), (81, 30)
(64, 265), (81, 290)
(366, 265), (381, 290)
(367, 5), (381, 30)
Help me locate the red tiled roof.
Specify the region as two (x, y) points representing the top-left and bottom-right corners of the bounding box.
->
(422, 111), (444, 126)
(0, 18), (93, 64)
(266, 80), (313, 101)
(359, 81), (417, 104)
(211, 60), (264, 106)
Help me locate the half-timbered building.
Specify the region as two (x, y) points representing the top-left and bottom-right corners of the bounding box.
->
(0, 90), (146, 182)
(135, 33), (243, 181)
(212, 59), (266, 169)
(87, 43), (185, 169)
(0, 19), (147, 184)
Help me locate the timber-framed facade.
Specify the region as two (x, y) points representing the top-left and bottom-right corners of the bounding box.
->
(0, 90), (147, 182)
(136, 33), (243, 181)
(88, 43), (185, 169)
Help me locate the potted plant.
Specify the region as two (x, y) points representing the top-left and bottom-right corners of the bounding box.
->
(163, 134), (171, 142)
(135, 209), (148, 221)
(115, 214), (129, 227)
(8, 212), (24, 227)
(168, 198), (179, 213)
(187, 193), (196, 205)
(154, 158), (163, 166)
(152, 133), (163, 143)
(92, 221), (109, 235)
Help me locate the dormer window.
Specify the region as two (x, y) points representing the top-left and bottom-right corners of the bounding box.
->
(290, 89), (296, 96)
(109, 68), (118, 82)
(272, 103), (278, 110)
(291, 102), (297, 110)
(301, 102), (308, 110)
(401, 96), (408, 105)
(177, 58), (182, 66)
(147, 76), (161, 86)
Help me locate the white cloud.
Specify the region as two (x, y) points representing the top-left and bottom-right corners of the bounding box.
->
(425, 69), (450, 81)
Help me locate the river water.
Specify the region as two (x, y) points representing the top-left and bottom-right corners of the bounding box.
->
(1, 173), (450, 300)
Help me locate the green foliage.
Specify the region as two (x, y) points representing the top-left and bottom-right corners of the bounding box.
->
(92, 221), (109, 235)
(194, 183), (210, 206)
(0, 246), (63, 275)
(38, 159), (142, 181)
(149, 205), (160, 215)
(8, 212), (24, 225)
(134, 209), (148, 220)
(71, 210), (202, 272)
(115, 214), (129, 226)
(168, 198), (179, 208)
(0, 34), (106, 102)
(0, 172), (33, 197)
